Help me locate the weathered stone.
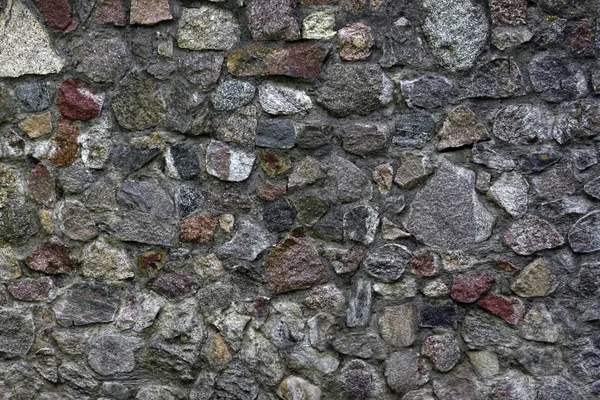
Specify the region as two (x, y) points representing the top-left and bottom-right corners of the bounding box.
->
(165, 144), (201, 180)
(82, 239), (135, 280)
(530, 166), (577, 200)
(338, 360), (386, 399)
(211, 80), (255, 111)
(422, 0), (489, 71)
(206, 140), (255, 182)
(96, 0), (127, 26)
(305, 284), (345, 311)
(117, 179), (174, 218)
(362, 244), (411, 282)
(338, 123), (388, 157)
(317, 63), (392, 117)
(106, 211), (177, 246)
(493, 104), (553, 145)
(53, 282), (121, 326)
(288, 157), (325, 190)
(378, 304), (418, 348)
(152, 272), (197, 300)
(248, 0), (300, 41)
(0, 246), (21, 281)
(528, 53), (588, 102)
(87, 334), (139, 375)
(258, 182), (287, 201)
(218, 220), (271, 261)
(0, 0), (65, 77)
(585, 177), (600, 201)
(519, 303), (558, 343)
(471, 142), (516, 171)
(489, 0), (527, 26)
(480, 294), (525, 325)
(18, 112), (53, 139)
(451, 274), (494, 303)
(136, 251), (166, 278)
(373, 164), (393, 195)
(175, 185), (203, 218)
(260, 150), (292, 178)
(215, 105), (258, 146)
(504, 217), (564, 255)
(460, 58), (526, 99)
(385, 350), (430, 394)
(32, 0), (77, 31)
(553, 99), (600, 144)
(277, 376), (321, 400)
(130, 0), (172, 25)
(437, 106), (489, 151)
(467, 351), (499, 378)
(73, 36), (131, 84)
(136, 386), (177, 400)
(256, 120), (297, 149)
(57, 200), (98, 241)
(328, 156), (373, 203)
(537, 0), (595, 19)
(393, 113), (436, 149)
(401, 75), (456, 109)
(112, 77), (166, 131)
(517, 344), (563, 376)
(178, 6), (240, 51)
(263, 199), (295, 233)
(111, 144), (162, 174)
(422, 280), (449, 298)
(259, 84), (312, 116)
(405, 161), (494, 249)
(343, 205), (379, 246)
(180, 216), (217, 243)
(46, 119), (79, 168)
(178, 52), (223, 89)
(568, 211), (600, 253)
(462, 310), (520, 347)
(8, 277), (54, 301)
(292, 196), (328, 226)
(488, 172), (528, 217)
(420, 302), (456, 329)
(571, 147), (598, 171)
(332, 332), (386, 360)
(422, 333), (461, 372)
(491, 25), (533, 50)
(0, 310), (34, 358)
(28, 164), (56, 208)
(411, 250), (439, 277)
(57, 79), (103, 121)
(14, 82), (51, 113)
(26, 238), (75, 275)
(511, 258), (552, 297)
(320, 245), (363, 275)
(394, 152), (433, 189)
(241, 329), (286, 385)
(302, 10), (336, 40)
(338, 21), (374, 61)
(347, 279), (372, 327)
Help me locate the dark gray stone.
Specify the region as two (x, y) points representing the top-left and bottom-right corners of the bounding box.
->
(256, 119), (296, 149)
(460, 58), (526, 99)
(117, 179), (174, 218)
(0, 310), (34, 358)
(106, 211), (177, 246)
(516, 345), (563, 376)
(248, 0), (300, 41)
(87, 334), (139, 375)
(493, 104), (553, 145)
(111, 146), (162, 174)
(112, 77), (166, 131)
(461, 310), (520, 348)
(214, 366), (260, 400)
(472, 142), (516, 171)
(102, 382), (131, 400)
(0, 85), (16, 123)
(385, 350), (430, 394)
(343, 205), (379, 245)
(531, 167), (577, 201)
(328, 156), (373, 203)
(291, 196), (329, 226)
(379, 17), (432, 68)
(518, 150), (562, 173)
(363, 244), (411, 282)
(338, 122), (388, 156)
(528, 53), (588, 102)
(571, 147), (598, 171)
(178, 52), (223, 90)
(537, 0), (595, 19)
(569, 211), (600, 253)
(296, 123), (333, 150)
(73, 35), (131, 82)
(211, 80), (255, 111)
(0, 204), (40, 244)
(57, 162), (98, 194)
(584, 176), (600, 199)
(218, 220), (271, 261)
(215, 105), (258, 146)
(422, 333), (461, 372)
(401, 75), (456, 109)
(347, 279), (372, 328)
(14, 81), (52, 112)
(53, 283), (121, 326)
(536, 376), (585, 400)
(420, 302), (457, 329)
(263, 199), (295, 233)
(175, 185), (203, 218)
(338, 360), (386, 399)
(392, 113), (436, 149)
(167, 144), (201, 180)
(164, 80), (204, 134)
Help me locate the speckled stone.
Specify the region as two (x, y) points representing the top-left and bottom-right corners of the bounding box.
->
(130, 0), (172, 25)
(504, 217), (564, 255)
(437, 106), (489, 151)
(25, 238), (75, 275)
(178, 6), (240, 51)
(18, 112), (53, 139)
(206, 140), (255, 182)
(480, 294), (525, 324)
(32, 0), (77, 32)
(248, 0), (300, 42)
(338, 21), (375, 61)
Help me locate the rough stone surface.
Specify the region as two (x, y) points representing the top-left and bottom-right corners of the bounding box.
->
(18, 112), (53, 139)
(26, 238), (75, 275)
(87, 334), (139, 375)
(504, 217), (564, 255)
(480, 294), (525, 325)
(82, 239), (135, 280)
(528, 53), (588, 102)
(401, 75), (456, 109)
(130, 0), (172, 25)
(248, 0), (300, 42)
(378, 304), (419, 348)
(259, 84), (312, 116)
(338, 22), (374, 61)
(363, 244), (411, 282)
(0, 310), (34, 358)
(422, 333), (461, 372)
(511, 258), (552, 297)
(568, 211), (600, 253)
(111, 77), (166, 131)
(57, 79), (103, 121)
(385, 350), (430, 394)
(211, 80), (255, 111)
(493, 104), (553, 145)
(53, 283), (121, 326)
(302, 10), (336, 40)
(178, 6), (240, 51)
(488, 172), (529, 217)
(451, 274), (494, 303)
(206, 140), (255, 182)
(437, 106), (489, 151)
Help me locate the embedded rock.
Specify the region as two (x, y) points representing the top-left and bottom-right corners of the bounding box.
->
(393, 113), (436, 149)
(57, 79), (103, 121)
(8, 276), (55, 301)
(0, 310), (34, 358)
(180, 215), (217, 243)
(18, 112), (53, 139)
(451, 274), (494, 303)
(96, 0), (127, 26)
(302, 10), (336, 40)
(378, 304), (419, 348)
(400, 75), (456, 109)
(328, 156), (373, 203)
(347, 279), (372, 327)
(14, 82), (52, 113)
(256, 120), (297, 149)
(460, 58), (526, 99)
(26, 238), (75, 275)
(112, 77), (166, 131)
(362, 244), (411, 282)
(568, 211), (600, 253)
(73, 36), (131, 83)
(488, 172), (529, 218)
(248, 0), (300, 42)
(53, 283), (121, 326)
(528, 53), (588, 102)
(87, 334), (139, 375)
(493, 104), (553, 145)
(394, 152), (433, 189)
(504, 217), (564, 255)
(28, 164), (56, 208)
(338, 123), (388, 156)
(215, 105), (258, 146)
(211, 80), (255, 112)
(277, 376), (321, 400)
(511, 258), (552, 297)
(81, 239), (135, 281)
(518, 303), (558, 343)
(178, 6), (240, 51)
(218, 220), (271, 261)
(385, 350), (430, 394)
(258, 84), (312, 116)
(437, 106), (489, 151)
(338, 21), (374, 61)
(130, 0), (172, 25)
(422, 333), (461, 372)
(206, 140), (255, 182)
(480, 295), (525, 325)
(343, 205), (379, 245)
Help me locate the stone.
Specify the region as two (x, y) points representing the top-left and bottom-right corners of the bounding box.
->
(302, 10), (336, 40)
(493, 104), (553, 145)
(248, 0), (300, 41)
(0, 0), (65, 77)
(215, 105), (258, 146)
(106, 211), (177, 246)
(480, 295), (525, 324)
(585, 176), (600, 200)
(8, 277), (54, 301)
(378, 304), (418, 348)
(362, 244), (411, 282)
(471, 142), (516, 171)
(373, 164), (393, 194)
(451, 274), (494, 303)
(553, 99), (600, 144)
(421, 302), (457, 329)
(180, 215), (217, 243)
(26, 238), (75, 275)
(28, 164), (56, 208)
(537, 0), (594, 19)
(488, 172), (529, 217)
(511, 258), (552, 298)
(165, 144), (201, 180)
(130, 0), (172, 25)
(206, 140), (255, 182)
(329, 156), (373, 203)
(277, 376), (321, 400)
(137, 250), (166, 278)
(528, 53), (588, 102)
(96, 0), (127, 26)
(569, 211), (600, 253)
(332, 332), (386, 360)
(401, 75), (456, 109)
(241, 329), (286, 385)
(256, 120), (297, 149)
(462, 309), (520, 348)
(263, 200), (295, 232)
(258, 182), (287, 201)
(211, 80), (255, 111)
(0, 246), (21, 281)
(530, 167), (577, 200)
(422, 280), (449, 297)
(489, 0), (527, 26)
(57, 79), (103, 121)
(422, 333), (461, 372)
(394, 152), (433, 189)
(218, 220), (271, 261)
(112, 77), (166, 131)
(14, 82), (51, 113)
(152, 272), (197, 300)
(53, 282), (121, 326)
(338, 360), (386, 399)
(46, 119), (80, 168)
(393, 113), (436, 149)
(338, 21), (375, 61)
(441, 250), (475, 272)
(82, 239), (135, 280)
(288, 157), (325, 190)
(0, 204), (40, 244)
(18, 112), (53, 139)
(258, 84), (312, 116)
(422, 0), (489, 71)
(305, 284), (345, 311)
(411, 251), (439, 277)
(437, 106), (489, 151)
(491, 25), (533, 50)
(571, 147), (598, 171)
(288, 344), (339, 375)
(116, 179), (174, 218)
(260, 150), (292, 178)
(467, 351), (499, 378)
(380, 17), (431, 69)
(73, 36), (131, 83)
(405, 161), (494, 249)
(292, 196), (328, 226)
(87, 334), (139, 375)
(178, 6), (240, 51)
(338, 123), (388, 157)
(175, 185), (203, 218)
(136, 387), (177, 400)
(504, 217), (564, 255)
(57, 200), (98, 241)
(111, 146), (162, 175)
(347, 279), (372, 327)
(519, 303), (558, 343)
(343, 205), (379, 245)
(317, 63), (392, 117)
(385, 350), (430, 394)
(32, 0), (77, 32)
(0, 310), (34, 358)
(517, 345), (563, 376)
(460, 58), (526, 99)
(320, 245), (363, 275)
(537, 377), (585, 400)
(178, 52), (223, 89)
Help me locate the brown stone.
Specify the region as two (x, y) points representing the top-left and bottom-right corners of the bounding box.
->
(202, 332), (232, 368)
(511, 258), (553, 297)
(96, 0), (127, 26)
(422, 333), (461, 372)
(394, 152), (433, 189)
(228, 43), (330, 79)
(28, 164), (56, 208)
(152, 272), (197, 300)
(410, 250), (439, 277)
(8, 277), (54, 301)
(25, 238), (75, 275)
(57, 79), (103, 121)
(338, 21), (375, 61)
(18, 112), (52, 139)
(130, 0), (173, 25)
(47, 119), (79, 168)
(489, 0), (527, 26)
(437, 106), (489, 151)
(378, 304), (419, 347)
(180, 215), (217, 243)
(265, 230), (327, 293)
(372, 164), (393, 194)
(136, 250), (166, 278)
(33, 0), (78, 32)
(258, 182), (287, 201)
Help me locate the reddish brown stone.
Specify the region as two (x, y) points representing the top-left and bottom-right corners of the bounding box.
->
(180, 215), (217, 243)
(571, 24), (594, 55)
(451, 274), (494, 303)
(25, 238), (76, 275)
(489, 0), (527, 26)
(57, 79), (103, 121)
(33, 0), (78, 32)
(47, 119), (79, 168)
(130, 0), (173, 25)
(479, 294), (525, 325)
(152, 272), (197, 300)
(96, 0), (127, 26)
(494, 258), (520, 272)
(410, 251), (439, 277)
(265, 230), (327, 293)
(227, 43), (330, 79)
(338, 21), (375, 61)
(258, 182), (287, 201)
(8, 277), (54, 301)
(246, 296), (271, 318)
(28, 164), (56, 208)
(136, 250), (166, 277)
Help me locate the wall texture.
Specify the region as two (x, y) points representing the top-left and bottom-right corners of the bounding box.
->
(0, 0), (600, 398)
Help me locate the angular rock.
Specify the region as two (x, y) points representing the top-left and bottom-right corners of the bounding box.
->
(175, 185), (203, 218)
(116, 179), (174, 218)
(73, 36), (131, 83)
(422, 0), (489, 71)
(46, 119), (80, 168)
(511, 258), (552, 297)
(28, 164), (56, 208)
(8, 277), (54, 301)
(332, 332), (386, 360)
(405, 161), (495, 249)
(343, 205), (379, 245)
(215, 105), (258, 146)
(106, 211), (177, 247)
(305, 284), (345, 311)
(553, 99), (600, 144)
(373, 164), (393, 194)
(488, 172), (529, 217)
(96, 0), (127, 26)
(258, 182), (287, 201)
(302, 10), (336, 40)
(378, 304), (418, 348)
(206, 140), (255, 182)
(130, 0), (172, 25)
(178, 6), (241, 51)
(178, 52), (223, 89)
(259, 84), (312, 116)
(53, 282), (121, 326)
(451, 274), (494, 303)
(530, 166), (576, 200)
(112, 77), (166, 131)
(259, 150), (292, 178)
(422, 280), (449, 298)
(385, 350), (430, 394)
(467, 350), (499, 378)
(519, 303), (558, 343)
(32, 0), (77, 31)
(491, 25), (533, 50)
(152, 272), (197, 300)
(460, 58), (526, 99)
(537, 0), (594, 19)
(87, 334), (139, 375)
(471, 142), (516, 171)
(291, 196), (328, 226)
(394, 152), (433, 189)
(493, 104), (553, 144)
(480, 294), (525, 325)
(241, 329), (286, 385)
(328, 156), (372, 203)
(57, 79), (103, 122)
(504, 217), (564, 255)
(462, 310), (520, 347)
(338, 123), (388, 156)
(180, 215), (217, 243)
(111, 145), (162, 175)
(26, 238), (75, 275)
(82, 239), (135, 280)
(256, 120), (297, 149)
(211, 80), (255, 111)
(320, 245), (363, 275)
(363, 244), (411, 282)
(277, 376), (321, 400)
(165, 144), (201, 180)
(14, 82), (52, 113)
(248, 0), (300, 41)
(136, 250), (166, 278)
(411, 250), (439, 277)
(18, 112), (53, 139)
(338, 21), (374, 61)
(393, 113), (436, 149)
(421, 302), (457, 329)
(437, 106), (489, 151)
(401, 75), (456, 109)
(218, 220), (271, 261)
(0, 204), (40, 244)
(489, 0), (527, 26)
(338, 360), (386, 399)
(288, 157), (325, 190)
(422, 333), (461, 372)
(0, 310), (34, 358)
(262, 199), (295, 232)
(568, 211), (600, 253)
(528, 53), (588, 102)
(571, 147), (598, 171)
(347, 279), (372, 327)
(380, 17), (431, 69)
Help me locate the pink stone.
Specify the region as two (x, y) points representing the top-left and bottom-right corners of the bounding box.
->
(8, 277), (55, 301)
(96, 0), (127, 26)
(33, 0), (78, 32)
(480, 294), (525, 325)
(130, 0), (173, 25)
(57, 79), (103, 121)
(25, 238), (76, 275)
(451, 274), (494, 303)
(410, 251), (439, 277)
(28, 164), (56, 208)
(152, 272), (197, 300)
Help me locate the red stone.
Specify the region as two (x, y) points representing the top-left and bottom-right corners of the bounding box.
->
(451, 274), (494, 303)
(258, 182), (287, 201)
(25, 238), (76, 275)
(410, 251), (439, 277)
(96, 0), (127, 26)
(152, 272), (197, 300)
(246, 296), (270, 318)
(479, 294), (525, 325)
(47, 119), (79, 168)
(489, 0), (527, 26)
(228, 43), (330, 79)
(179, 215), (217, 243)
(8, 277), (54, 301)
(28, 164), (56, 208)
(130, 0), (173, 25)
(33, 0), (78, 32)
(57, 79), (103, 121)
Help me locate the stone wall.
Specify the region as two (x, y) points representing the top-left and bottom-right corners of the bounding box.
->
(0, 0), (599, 398)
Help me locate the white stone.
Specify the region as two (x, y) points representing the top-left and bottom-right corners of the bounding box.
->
(259, 84), (313, 116)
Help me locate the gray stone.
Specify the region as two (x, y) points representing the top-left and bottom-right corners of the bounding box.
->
(57, 200), (98, 241)
(378, 304), (419, 348)
(163, 80), (205, 134)
(0, 204), (40, 244)
(461, 310), (520, 348)
(58, 361), (98, 391)
(380, 17), (431, 69)
(241, 329), (286, 386)
(528, 53), (588, 102)
(437, 106), (489, 151)
(569, 211), (600, 253)
(87, 334), (139, 375)
(258, 84), (312, 116)
(422, 0), (489, 71)
(553, 99), (600, 144)
(518, 303), (559, 343)
(189, 372), (216, 400)
(538, 197), (593, 219)
(405, 161), (495, 249)
(488, 172), (529, 217)
(256, 120), (297, 149)
(343, 205), (379, 245)
(73, 36), (131, 83)
(14, 82), (52, 112)
(111, 145), (162, 175)
(211, 80), (256, 111)
(504, 217), (564, 255)
(571, 147), (598, 171)
(422, 333), (461, 372)
(177, 6), (241, 51)
(432, 377), (475, 400)
(248, 0), (300, 41)
(178, 52), (224, 89)
(328, 156), (373, 203)
(338, 360), (386, 399)
(517, 345), (563, 376)
(471, 142), (516, 171)
(585, 176), (600, 199)
(536, 377), (585, 400)
(288, 157), (326, 190)
(530, 167), (577, 200)
(332, 333), (387, 360)
(117, 179), (174, 218)
(277, 376), (321, 400)
(215, 105), (258, 146)
(165, 143), (201, 180)
(0, 310), (34, 358)
(102, 382), (131, 400)
(460, 58), (526, 99)
(491, 25), (533, 50)
(537, 0), (594, 19)
(400, 75), (456, 109)
(263, 199), (295, 232)
(385, 350), (430, 394)
(136, 386), (177, 400)
(338, 122), (388, 156)
(175, 185), (203, 218)
(206, 140), (256, 182)
(347, 279), (372, 328)
(82, 239), (135, 281)
(393, 113), (436, 149)
(394, 152), (433, 189)
(109, 211), (178, 246)
(214, 367), (260, 400)
(363, 244), (411, 282)
(112, 77), (166, 131)
(218, 220), (272, 261)
(493, 104), (553, 144)
(53, 283), (121, 326)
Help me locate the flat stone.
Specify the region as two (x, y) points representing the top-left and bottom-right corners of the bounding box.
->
(112, 77), (166, 131)
(8, 277), (55, 301)
(568, 211), (600, 253)
(462, 310), (520, 347)
(421, 301), (457, 329)
(292, 196), (328, 226)
(178, 52), (223, 89)
(206, 140), (255, 182)
(380, 17), (431, 69)
(338, 122), (388, 156)
(422, 0), (489, 71)
(105, 211), (177, 246)
(363, 244), (411, 282)
(411, 250), (439, 277)
(96, 0), (127, 26)
(328, 156), (373, 203)
(165, 144), (201, 180)
(258, 84), (312, 116)
(277, 376), (321, 400)
(471, 142), (516, 171)
(378, 304), (418, 348)
(480, 294), (525, 324)
(422, 280), (449, 298)
(53, 282), (121, 326)
(519, 303), (558, 343)
(317, 63), (392, 117)
(451, 274), (494, 303)
(0, 310), (34, 358)
(46, 119), (80, 168)
(88, 333), (139, 375)
(57, 201), (98, 241)
(28, 164), (56, 208)
(302, 10), (336, 40)
(288, 157), (325, 190)
(493, 104), (553, 144)
(33, 0), (77, 31)
(178, 6), (240, 51)
(488, 172), (529, 217)
(385, 350), (430, 394)
(215, 105), (258, 146)
(467, 351), (499, 378)
(14, 82), (52, 112)
(0, 0), (65, 77)
(393, 112), (436, 149)
(57, 79), (103, 121)
(338, 360), (386, 399)
(537, 0), (594, 19)
(530, 167), (576, 200)
(511, 258), (552, 297)
(347, 279), (372, 327)
(256, 119), (296, 149)
(18, 112), (53, 139)
(117, 179), (174, 218)
(258, 182), (287, 201)
(460, 58), (526, 99)
(585, 176), (600, 200)
(338, 21), (374, 61)
(241, 329), (286, 385)
(405, 161), (495, 249)
(320, 245), (362, 275)
(152, 272), (197, 300)
(437, 106), (489, 151)
(401, 75), (456, 109)
(228, 43), (329, 79)
(422, 333), (461, 372)
(259, 150), (292, 178)
(491, 25), (533, 50)
(489, 0), (527, 26)
(0, 204), (40, 244)
(211, 80), (255, 111)
(343, 205), (379, 245)
(180, 215), (217, 243)
(73, 36), (131, 83)
(248, 0), (300, 41)
(262, 199), (294, 233)
(136, 387), (177, 400)
(82, 239), (135, 280)
(528, 53), (588, 102)
(394, 152), (433, 189)
(130, 0), (172, 25)
(504, 217), (564, 255)
(332, 332), (386, 360)
(553, 99), (600, 144)
(571, 147), (598, 171)
(26, 238), (75, 275)
(218, 220), (271, 261)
